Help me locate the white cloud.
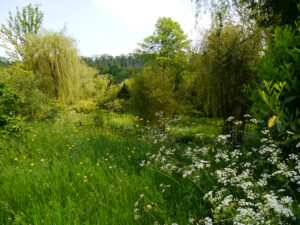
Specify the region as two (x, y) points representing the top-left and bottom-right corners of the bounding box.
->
(93, 0), (196, 34)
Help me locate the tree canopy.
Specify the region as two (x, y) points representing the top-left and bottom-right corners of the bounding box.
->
(25, 31), (97, 104)
(138, 17), (190, 59)
(0, 4), (43, 61)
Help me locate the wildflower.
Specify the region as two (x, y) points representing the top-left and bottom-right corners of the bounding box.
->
(41, 158), (45, 162)
(96, 162), (100, 166)
(145, 186), (149, 190)
(29, 169), (32, 173)
(109, 166), (112, 169)
(203, 217), (213, 225)
(226, 116), (235, 122)
(188, 218), (195, 223)
(146, 204), (152, 209)
(136, 124), (139, 127)
(30, 163), (34, 167)
(80, 162), (83, 165)
(14, 157), (18, 161)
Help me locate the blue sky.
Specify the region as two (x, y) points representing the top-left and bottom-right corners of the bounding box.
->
(0, 0), (209, 57)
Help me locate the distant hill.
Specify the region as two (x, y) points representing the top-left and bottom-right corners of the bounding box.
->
(82, 53), (146, 84)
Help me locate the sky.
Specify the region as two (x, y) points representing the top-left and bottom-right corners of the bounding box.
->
(0, 0), (210, 57)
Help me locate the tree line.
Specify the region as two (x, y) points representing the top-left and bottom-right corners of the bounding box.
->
(0, 1), (299, 147)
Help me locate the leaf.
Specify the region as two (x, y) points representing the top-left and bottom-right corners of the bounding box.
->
(268, 115), (278, 128)
(259, 90), (269, 106)
(283, 96), (296, 104)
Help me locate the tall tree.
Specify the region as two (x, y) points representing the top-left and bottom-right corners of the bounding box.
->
(0, 4), (43, 61)
(138, 17), (191, 89)
(192, 20), (262, 119)
(24, 31), (97, 104)
(138, 17), (190, 59)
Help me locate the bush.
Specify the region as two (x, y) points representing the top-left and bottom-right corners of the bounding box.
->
(0, 63), (62, 121)
(0, 82), (23, 138)
(250, 23), (300, 153)
(130, 61), (177, 121)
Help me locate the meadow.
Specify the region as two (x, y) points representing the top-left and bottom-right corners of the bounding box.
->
(1, 111), (299, 225)
(0, 112), (221, 224)
(1, 2), (299, 224)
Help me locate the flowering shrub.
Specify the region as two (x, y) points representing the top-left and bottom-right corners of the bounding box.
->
(139, 115), (300, 224)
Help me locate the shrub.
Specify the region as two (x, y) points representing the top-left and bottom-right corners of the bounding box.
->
(0, 82), (23, 138)
(0, 63), (62, 121)
(250, 23), (300, 153)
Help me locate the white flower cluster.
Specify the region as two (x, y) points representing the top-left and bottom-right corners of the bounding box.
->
(139, 115), (299, 224)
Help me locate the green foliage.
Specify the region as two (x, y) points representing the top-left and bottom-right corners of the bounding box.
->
(0, 57), (10, 67)
(130, 61), (177, 121)
(250, 23), (300, 147)
(242, 0), (300, 28)
(0, 4), (43, 60)
(0, 82), (23, 138)
(193, 0), (300, 29)
(139, 17), (190, 59)
(0, 63), (62, 121)
(138, 17), (191, 89)
(24, 31), (97, 104)
(82, 53), (145, 84)
(192, 22), (261, 119)
(117, 83), (130, 100)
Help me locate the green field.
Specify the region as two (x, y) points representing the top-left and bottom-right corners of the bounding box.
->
(0, 113), (219, 224)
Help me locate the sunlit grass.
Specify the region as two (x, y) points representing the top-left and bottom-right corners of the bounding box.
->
(0, 112), (227, 224)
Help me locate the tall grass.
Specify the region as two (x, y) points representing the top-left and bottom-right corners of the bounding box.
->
(0, 117), (213, 224)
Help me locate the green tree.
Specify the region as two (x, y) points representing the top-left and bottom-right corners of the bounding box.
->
(138, 17), (190, 59)
(130, 61), (176, 121)
(138, 17), (191, 93)
(24, 31), (97, 104)
(0, 4), (43, 60)
(192, 20), (261, 119)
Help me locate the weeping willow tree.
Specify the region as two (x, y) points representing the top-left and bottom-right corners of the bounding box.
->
(24, 31), (97, 104)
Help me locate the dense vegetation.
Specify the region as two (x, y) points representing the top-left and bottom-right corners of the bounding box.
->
(0, 1), (299, 224)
